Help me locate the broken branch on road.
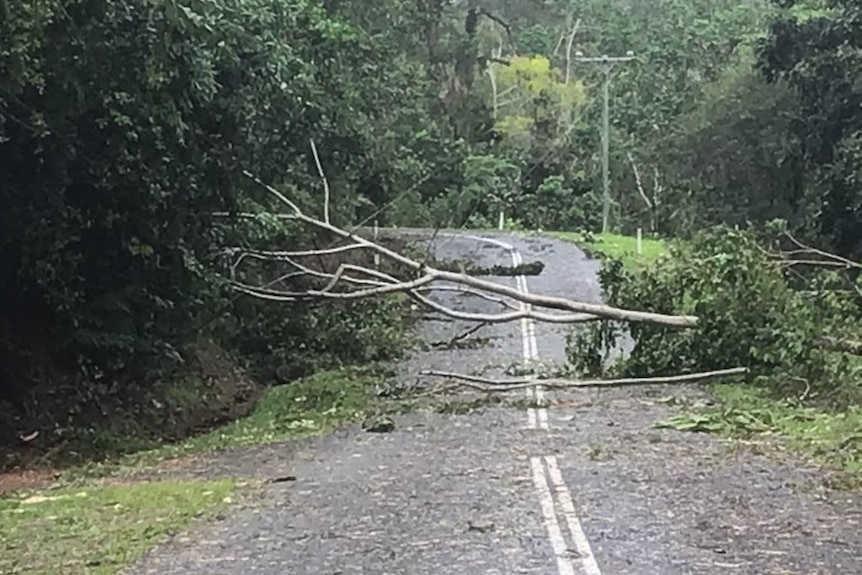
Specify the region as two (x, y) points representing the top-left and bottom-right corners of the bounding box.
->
(429, 322), (490, 349)
(431, 257), (545, 277)
(419, 367), (749, 392)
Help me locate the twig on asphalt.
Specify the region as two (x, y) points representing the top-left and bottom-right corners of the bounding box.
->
(430, 322), (490, 349)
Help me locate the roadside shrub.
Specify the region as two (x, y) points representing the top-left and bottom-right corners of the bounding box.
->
(567, 226), (860, 404)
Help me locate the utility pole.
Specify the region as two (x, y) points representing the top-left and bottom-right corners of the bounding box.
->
(574, 51), (636, 234)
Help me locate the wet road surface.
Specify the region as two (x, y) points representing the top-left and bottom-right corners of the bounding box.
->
(126, 231), (861, 575)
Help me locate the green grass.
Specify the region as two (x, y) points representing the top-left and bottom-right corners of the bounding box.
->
(657, 384), (862, 480)
(1, 364), (392, 573)
(64, 364), (392, 479)
(168, 365), (386, 453)
(549, 231), (666, 269)
(0, 479), (235, 575)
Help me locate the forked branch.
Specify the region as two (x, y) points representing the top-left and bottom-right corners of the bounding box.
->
(233, 172), (698, 328)
(769, 229), (861, 271)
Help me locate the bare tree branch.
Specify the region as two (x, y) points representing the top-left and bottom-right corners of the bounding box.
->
(486, 59), (499, 118)
(410, 291), (599, 324)
(778, 230), (861, 269)
(652, 166), (662, 207)
(627, 151), (655, 232)
(428, 269), (695, 325)
(234, 266), (600, 324)
(309, 139), (330, 225)
(223, 244), (369, 260)
(232, 274), (434, 302)
(477, 8), (512, 38)
(775, 259), (855, 269)
(627, 152), (652, 210)
(238, 172), (699, 327)
(229, 247), (601, 325)
(420, 367), (749, 391)
(430, 322), (489, 349)
(552, 28), (566, 58)
(564, 18), (581, 85)
(417, 285), (520, 310)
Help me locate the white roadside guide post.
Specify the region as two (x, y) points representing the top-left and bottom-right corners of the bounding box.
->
(573, 50), (636, 234)
(499, 210), (505, 231)
(637, 227), (643, 255)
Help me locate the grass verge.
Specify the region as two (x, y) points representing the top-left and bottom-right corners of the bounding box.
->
(163, 363), (391, 453)
(0, 478), (235, 575)
(656, 383), (861, 482)
(66, 363), (393, 479)
(2, 364), (394, 573)
(550, 231), (666, 269)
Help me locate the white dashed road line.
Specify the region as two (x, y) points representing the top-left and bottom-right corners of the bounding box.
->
(505, 238), (602, 575)
(461, 234), (547, 428)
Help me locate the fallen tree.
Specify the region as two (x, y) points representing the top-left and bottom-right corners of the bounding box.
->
(219, 173), (862, 403)
(419, 367), (748, 392)
(215, 169), (753, 391)
(229, 171), (699, 328)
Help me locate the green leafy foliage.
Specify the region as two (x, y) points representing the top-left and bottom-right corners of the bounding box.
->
(757, 0), (862, 259)
(229, 294), (410, 384)
(567, 226), (860, 403)
(653, 48), (805, 234)
(1, 0), (368, 369)
(3, 0), (861, 473)
(650, 0), (861, 255)
(0, 0), (447, 461)
(655, 383), (862, 477)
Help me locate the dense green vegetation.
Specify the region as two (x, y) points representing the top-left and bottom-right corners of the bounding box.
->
(1, 0), (860, 471)
(1, 4), (860, 570)
(567, 226), (861, 476)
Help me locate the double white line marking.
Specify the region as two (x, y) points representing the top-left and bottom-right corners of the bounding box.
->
(510, 249), (548, 429)
(510, 242), (602, 575)
(531, 456), (603, 575)
(461, 234), (601, 575)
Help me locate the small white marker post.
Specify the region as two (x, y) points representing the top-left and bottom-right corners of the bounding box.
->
(498, 210), (505, 230)
(373, 220), (380, 268)
(636, 227), (643, 255)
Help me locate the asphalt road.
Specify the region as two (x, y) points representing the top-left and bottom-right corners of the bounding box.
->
(126, 231), (861, 575)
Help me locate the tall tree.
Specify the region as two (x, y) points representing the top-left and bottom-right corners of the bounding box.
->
(758, 0), (862, 257)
